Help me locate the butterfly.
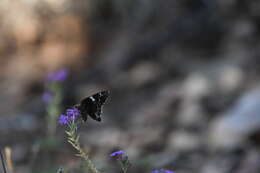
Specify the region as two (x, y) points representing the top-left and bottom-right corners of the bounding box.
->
(74, 90), (109, 122)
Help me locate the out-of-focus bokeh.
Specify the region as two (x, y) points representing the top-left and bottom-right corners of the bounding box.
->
(1, 0), (260, 173)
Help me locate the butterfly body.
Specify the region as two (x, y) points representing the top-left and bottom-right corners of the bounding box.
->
(75, 90), (109, 122)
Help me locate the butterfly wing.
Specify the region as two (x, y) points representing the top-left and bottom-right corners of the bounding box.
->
(78, 90), (109, 122)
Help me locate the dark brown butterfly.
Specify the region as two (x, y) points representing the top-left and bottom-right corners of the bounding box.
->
(74, 90), (109, 122)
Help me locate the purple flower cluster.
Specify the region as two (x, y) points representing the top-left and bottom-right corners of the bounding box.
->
(58, 108), (80, 125)
(110, 150), (130, 172)
(109, 151), (175, 173)
(47, 69), (68, 82)
(109, 150), (128, 160)
(58, 115), (70, 125)
(151, 169), (175, 173)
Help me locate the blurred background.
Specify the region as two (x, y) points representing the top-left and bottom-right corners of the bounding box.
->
(1, 0), (260, 173)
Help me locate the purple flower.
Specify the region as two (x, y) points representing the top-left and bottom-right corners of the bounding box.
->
(151, 169), (175, 173)
(47, 69), (68, 82)
(66, 109), (80, 116)
(109, 150), (127, 160)
(58, 114), (69, 125)
(66, 108), (80, 121)
(58, 108), (80, 125)
(42, 92), (53, 104)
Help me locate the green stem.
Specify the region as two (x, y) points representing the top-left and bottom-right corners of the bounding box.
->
(66, 121), (101, 173)
(118, 160), (128, 173)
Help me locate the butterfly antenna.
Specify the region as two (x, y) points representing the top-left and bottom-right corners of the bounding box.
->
(0, 148), (7, 173)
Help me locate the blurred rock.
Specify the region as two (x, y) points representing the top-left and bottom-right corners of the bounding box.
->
(218, 66), (244, 93)
(177, 73), (210, 127)
(209, 88), (260, 148)
(129, 62), (162, 87)
(201, 148), (244, 173)
(131, 82), (180, 126)
(39, 14), (86, 71)
(236, 149), (260, 173)
(167, 130), (202, 151)
(182, 73), (211, 101)
(147, 152), (177, 169)
(0, 1), (41, 47)
(177, 102), (206, 128)
(127, 126), (164, 148)
(0, 0), (89, 95)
